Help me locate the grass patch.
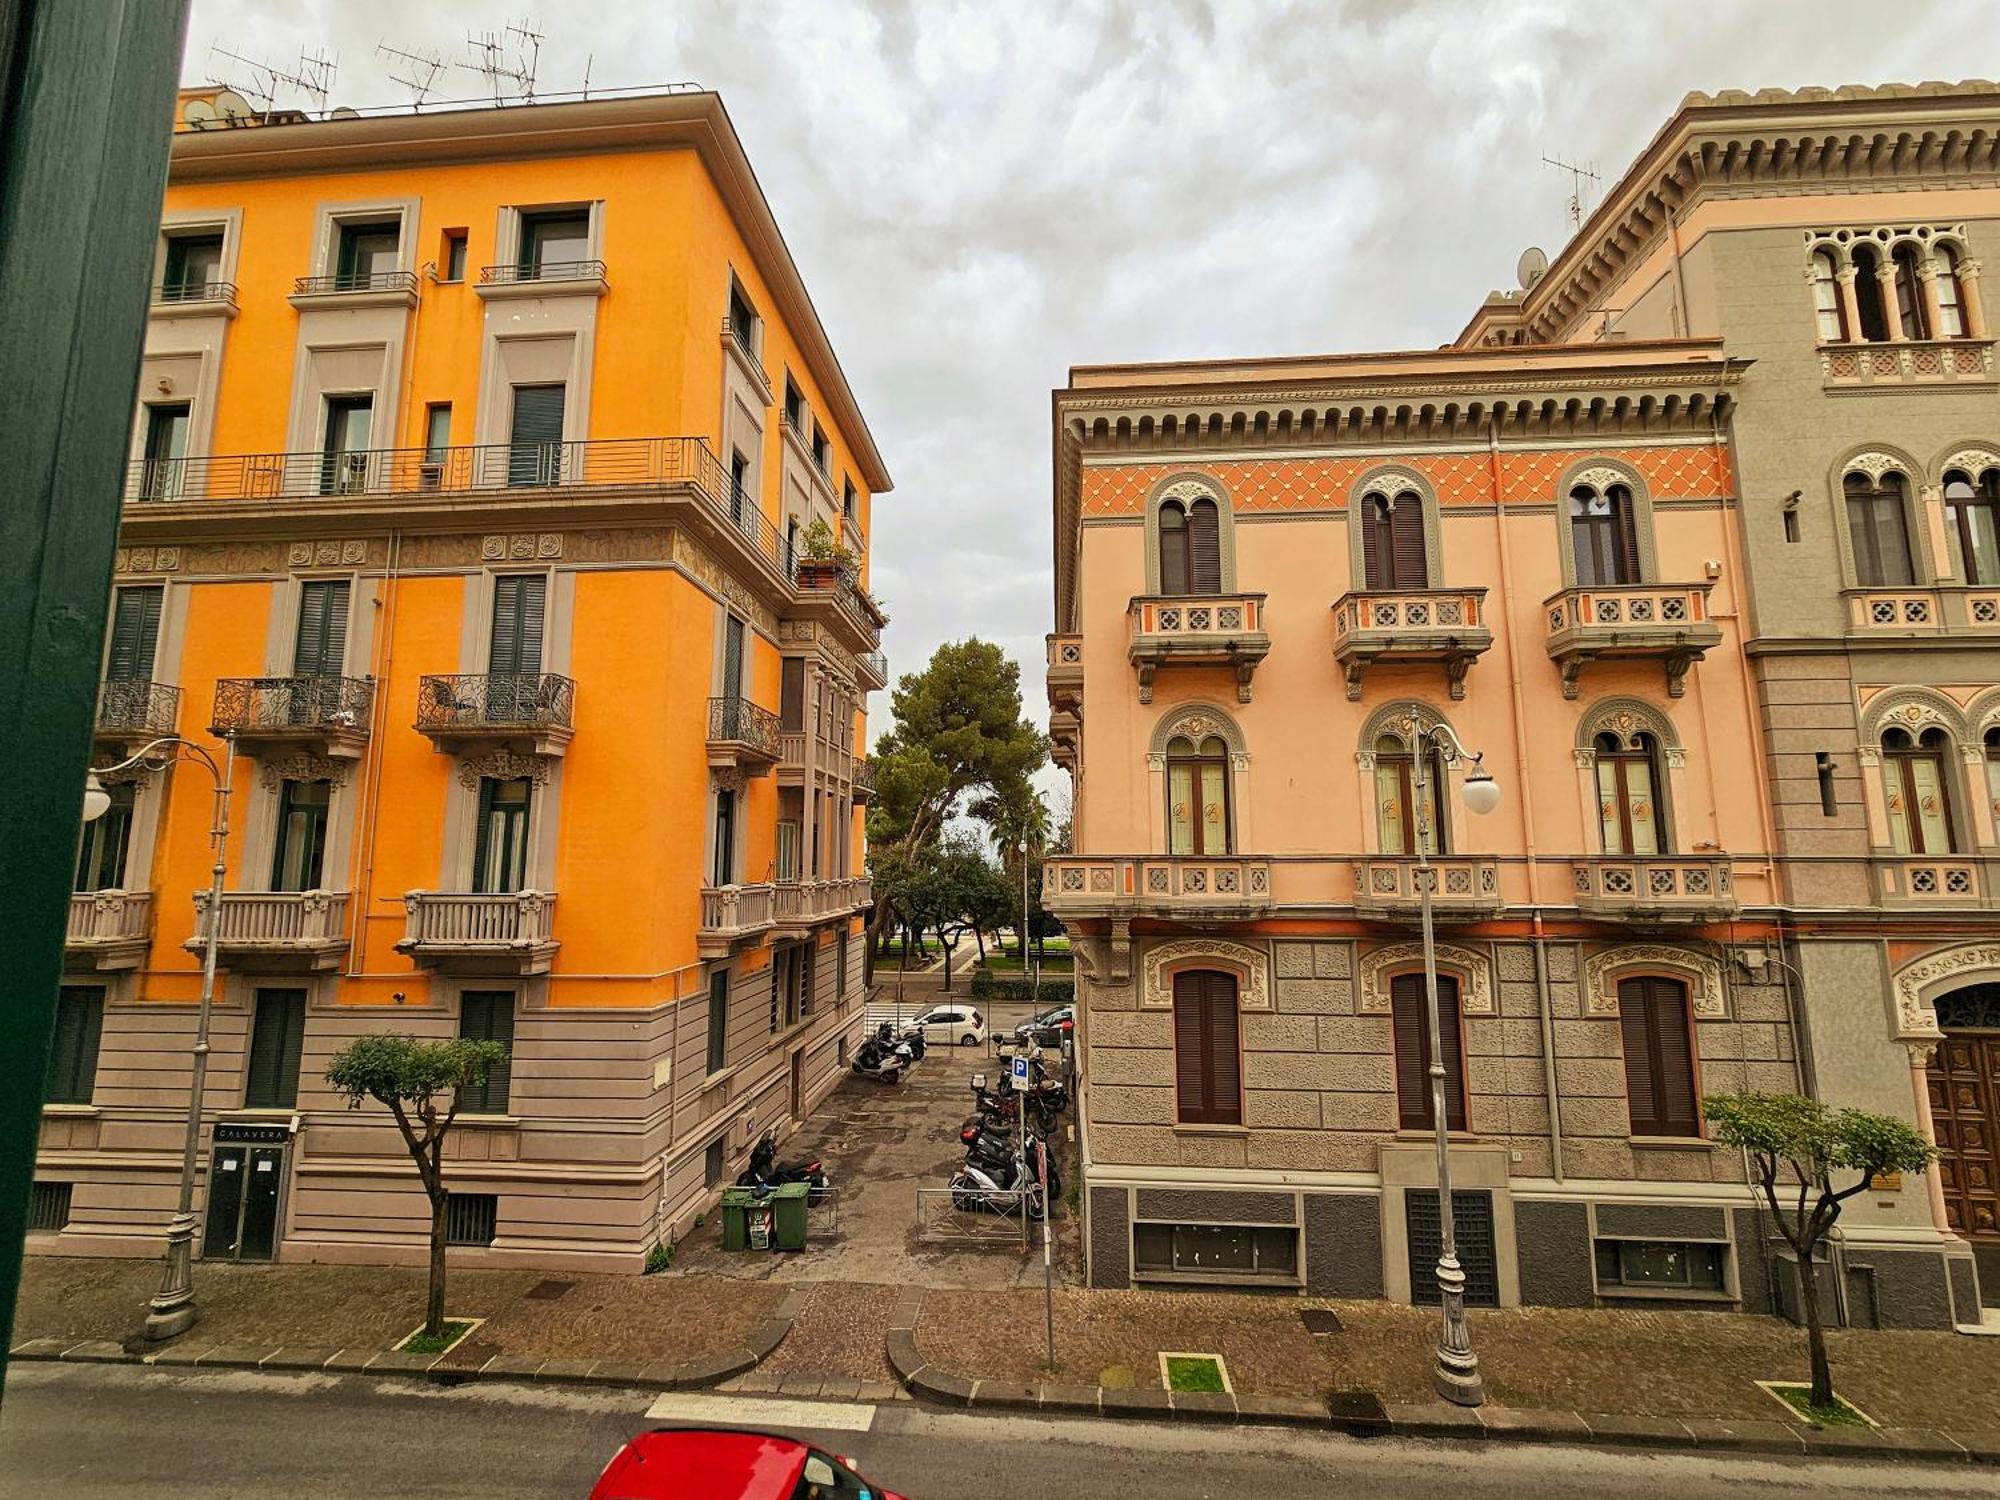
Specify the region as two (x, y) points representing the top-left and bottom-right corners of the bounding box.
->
(978, 955), (1074, 974)
(1161, 1353), (1229, 1393)
(397, 1320), (475, 1356)
(1761, 1381), (1874, 1427)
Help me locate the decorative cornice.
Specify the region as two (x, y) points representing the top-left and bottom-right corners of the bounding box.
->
(1358, 941), (1493, 1017)
(1582, 944), (1726, 1020)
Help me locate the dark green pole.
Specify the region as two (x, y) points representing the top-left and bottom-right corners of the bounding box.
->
(0, 0), (191, 1380)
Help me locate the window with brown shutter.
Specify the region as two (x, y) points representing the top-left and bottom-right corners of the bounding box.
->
(1159, 501), (1190, 595)
(1172, 969), (1241, 1125)
(1616, 976), (1699, 1137)
(1188, 498), (1222, 593)
(1569, 484), (1640, 587)
(1391, 972), (1465, 1132)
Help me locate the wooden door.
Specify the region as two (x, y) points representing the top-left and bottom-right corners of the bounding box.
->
(1930, 1031), (2000, 1240)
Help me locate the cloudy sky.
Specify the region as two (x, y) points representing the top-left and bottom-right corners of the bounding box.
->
(181, 0), (1977, 763)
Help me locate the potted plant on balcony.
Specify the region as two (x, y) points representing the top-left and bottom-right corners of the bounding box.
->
(794, 517), (856, 588)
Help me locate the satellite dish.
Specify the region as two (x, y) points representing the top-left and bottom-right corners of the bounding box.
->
(328, 105), (360, 120)
(1516, 245), (1549, 291)
(182, 98), (219, 130)
(213, 89), (252, 124)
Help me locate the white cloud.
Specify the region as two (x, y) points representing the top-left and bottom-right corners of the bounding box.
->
(184, 0), (1976, 757)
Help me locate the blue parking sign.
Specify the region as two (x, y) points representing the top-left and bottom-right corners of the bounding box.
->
(1010, 1053), (1030, 1090)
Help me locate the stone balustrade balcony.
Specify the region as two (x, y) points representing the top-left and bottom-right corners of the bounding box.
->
(1349, 856), (1503, 921)
(1570, 855), (1738, 922)
(1330, 587), (1491, 701)
(66, 890), (152, 971)
(1874, 856), (1988, 908)
(189, 890), (350, 971)
(397, 891), (559, 974)
(1042, 855), (1273, 921)
(1126, 593), (1270, 704)
(1543, 581), (1722, 700)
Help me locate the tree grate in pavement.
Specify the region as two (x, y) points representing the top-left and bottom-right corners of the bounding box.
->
(1300, 1308), (1343, 1334)
(524, 1279), (573, 1301)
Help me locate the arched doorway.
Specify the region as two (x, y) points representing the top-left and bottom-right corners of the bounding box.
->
(1930, 984), (2000, 1272)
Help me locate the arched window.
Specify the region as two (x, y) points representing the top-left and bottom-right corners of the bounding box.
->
(1172, 969), (1241, 1125)
(1944, 468), (2000, 585)
(1892, 243), (1929, 340)
(1361, 490), (1428, 590)
(1157, 495), (1221, 596)
(1390, 971), (1465, 1132)
(1985, 726), (2000, 831)
(1884, 726), (1956, 854)
(1851, 244), (1890, 342)
(1166, 734), (1230, 855)
(1617, 975), (1699, 1137)
(1373, 733), (1448, 855)
(1843, 469), (1915, 586)
(1811, 250), (1847, 342)
(1595, 729), (1665, 855)
(1569, 483), (1639, 586)
(1936, 245), (1969, 339)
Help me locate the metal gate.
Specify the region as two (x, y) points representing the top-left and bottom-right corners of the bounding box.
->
(916, 1184), (1036, 1244)
(1403, 1188), (1499, 1307)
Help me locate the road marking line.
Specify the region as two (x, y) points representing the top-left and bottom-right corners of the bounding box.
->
(642, 1393), (878, 1432)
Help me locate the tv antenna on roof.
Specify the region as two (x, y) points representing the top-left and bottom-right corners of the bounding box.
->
(378, 41), (447, 109)
(462, 19), (544, 106)
(1542, 154), (1601, 232)
(206, 45), (279, 117)
(270, 47), (338, 116)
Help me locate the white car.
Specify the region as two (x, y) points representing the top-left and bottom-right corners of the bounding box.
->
(910, 1004), (988, 1046)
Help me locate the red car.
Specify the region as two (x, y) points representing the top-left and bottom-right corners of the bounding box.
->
(588, 1428), (908, 1500)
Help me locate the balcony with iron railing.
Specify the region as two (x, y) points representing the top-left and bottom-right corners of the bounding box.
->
(95, 680), (180, 750)
(1331, 587), (1492, 701)
(1349, 856), (1503, 921)
(288, 269), (420, 308)
(416, 673), (575, 756)
(720, 316), (774, 405)
(791, 555), (886, 653)
(151, 280), (238, 315)
(66, 890), (152, 971)
(397, 891), (559, 974)
(121, 434), (798, 591)
(210, 675), (374, 758)
(852, 756), (876, 804)
(856, 650), (889, 690)
(1043, 855), (1274, 921)
(1570, 855), (1738, 922)
(1543, 581), (1722, 700)
(1126, 594), (1271, 704)
(477, 260), (609, 298)
(707, 695), (783, 777)
(189, 890), (350, 971)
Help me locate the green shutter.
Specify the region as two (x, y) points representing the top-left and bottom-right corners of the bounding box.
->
(293, 581), (350, 676)
(722, 616), (744, 701)
(106, 586), (162, 681)
(459, 992), (516, 1113)
(245, 989), (306, 1108)
(489, 574), (547, 676)
(47, 987), (104, 1105)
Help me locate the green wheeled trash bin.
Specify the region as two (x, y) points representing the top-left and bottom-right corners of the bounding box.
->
(771, 1182), (810, 1251)
(720, 1186), (759, 1251)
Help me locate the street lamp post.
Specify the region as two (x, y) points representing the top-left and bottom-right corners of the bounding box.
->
(1398, 710), (1500, 1408)
(81, 733), (235, 1341)
(1017, 836), (1038, 1010)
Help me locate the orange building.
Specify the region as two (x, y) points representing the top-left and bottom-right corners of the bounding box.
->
(40, 89), (889, 1272)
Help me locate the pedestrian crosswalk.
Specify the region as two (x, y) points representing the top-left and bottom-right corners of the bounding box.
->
(641, 1391), (879, 1432)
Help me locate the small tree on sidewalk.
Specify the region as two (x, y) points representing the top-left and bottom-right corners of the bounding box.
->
(1703, 1091), (1936, 1411)
(326, 1035), (507, 1339)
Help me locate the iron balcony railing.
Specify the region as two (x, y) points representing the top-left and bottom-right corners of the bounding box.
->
(211, 675), (375, 735)
(707, 695), (782, 757)
(479, 259), (607, 285)
(153, 280), (238, 307)
(416, 673), (575, 734)
(292, 269), (420, 296)
(852, 756), (875, 792)
(97, 679), (180, 738)
(858, 650), (889, 685)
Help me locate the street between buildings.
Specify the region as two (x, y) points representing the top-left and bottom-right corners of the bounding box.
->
(4, 1363), (1995, 1500)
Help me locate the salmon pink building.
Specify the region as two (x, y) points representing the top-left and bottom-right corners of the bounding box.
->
(1047, 81), (1999, 1330)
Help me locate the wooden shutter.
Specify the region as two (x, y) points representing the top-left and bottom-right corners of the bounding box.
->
(1612, 488), (1642, 583)
(246, 989), (307, 1108)
(722, 616), (745, 701)
(48, 987), (104, 1104)
(1159, 504), (1189, 596)
(1619, 977), (1698, 1136)
(471, 777), (499, 890)
(1389, 494), (1428, 588)
(106, 586), (163, 681)
(293, 581), (350, 676)
(1391, 973), (1464, 1132)
(781, 657), (805, 731)
(1172, 969), (1239, 1124)
(460, 992), (516, 1112)
(1361, 496), (1388, 589)
(1188, 499), (1222, 593)
(507, 383), (566, 486)
(489, 574), (547, 675)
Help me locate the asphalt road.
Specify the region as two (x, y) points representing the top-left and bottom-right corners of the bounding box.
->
(5, 1364), (1996, 1500)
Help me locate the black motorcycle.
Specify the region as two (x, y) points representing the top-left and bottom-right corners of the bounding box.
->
(736, 1132), (832, 1204)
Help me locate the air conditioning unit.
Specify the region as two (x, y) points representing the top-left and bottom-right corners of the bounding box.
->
(419, 461), (444, 490)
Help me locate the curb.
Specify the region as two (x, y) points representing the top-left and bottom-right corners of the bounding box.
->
(878, 1305), (2000, 1465)
(7, 1282), (810, 1396)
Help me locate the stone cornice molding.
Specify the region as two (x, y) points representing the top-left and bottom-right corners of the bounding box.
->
(1358, 941), (1493, 1016)
(1582, 944), (1727, 1020)
(1458, 81), (2000, 347)
(1140, 939), (1270, 1011)
(1890, 941), (2000, 1039)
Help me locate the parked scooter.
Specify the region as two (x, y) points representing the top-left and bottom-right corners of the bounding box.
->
(950, 1131), (1053, 1219)
(958, 1115), (1063, 1201)
(736, 1132), (832, 1204)
(852, 1021), (918, 1084)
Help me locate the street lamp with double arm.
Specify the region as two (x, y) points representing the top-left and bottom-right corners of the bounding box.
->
(1394, 708), (1500, 1407)
(81, 732), (235, 1341)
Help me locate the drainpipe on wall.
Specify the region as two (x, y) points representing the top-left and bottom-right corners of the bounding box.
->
(1533, 915), (1564, 1184)
(349, 527), (403, 979)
